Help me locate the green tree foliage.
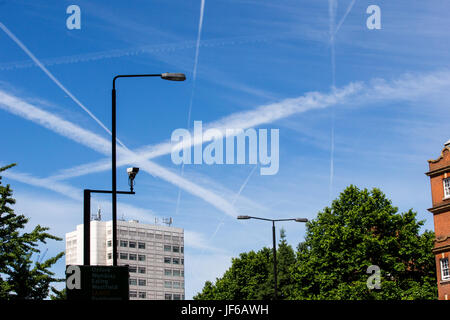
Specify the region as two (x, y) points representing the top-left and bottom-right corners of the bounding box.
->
(292, 185), (437, 300)
(195, 185), (437, 300)
(194, 229), (296, 300)
(0, 164), (65, 300)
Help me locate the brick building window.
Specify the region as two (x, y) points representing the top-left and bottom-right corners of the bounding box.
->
(441, 258), (450, 280)
(444, 178), (450, 199)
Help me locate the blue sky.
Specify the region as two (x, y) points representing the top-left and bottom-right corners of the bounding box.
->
(1, 0), (450, 299)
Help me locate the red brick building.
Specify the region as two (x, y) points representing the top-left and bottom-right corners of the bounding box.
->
(426, 140), (450, 300)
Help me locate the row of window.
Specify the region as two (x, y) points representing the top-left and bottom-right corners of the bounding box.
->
(129, 266), (147, 274)
(129, 292), (184, 300)
(164, 269), (184, 277)
(121, 265), (184, 277)
(165, 293), (184, 300)
(115, 229), (182, 242)
(113, 253), (184, 265)
(129, 291), (147, 299)
(107, 240), (184, 253)
(129, 278), (185, 289)
(164, 280), (184, 289)
(129, 278), (147, 286)
(110, 253), (147, 261)
(164, 257), (184, 265)
(164, 245), (184, 253)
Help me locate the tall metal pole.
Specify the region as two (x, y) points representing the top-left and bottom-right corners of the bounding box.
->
(112, 87), (118, 267)
(83, 189), (91, 266)
(272, 220), (278, 300)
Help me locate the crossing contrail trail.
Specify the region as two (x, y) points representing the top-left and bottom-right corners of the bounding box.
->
(328, 0), (337, 201)
(0, 22), (123, 145)
(0, 89), (239, 217)
(175, 0), (206, 216)
(205, 164), (259, 251)
(335, 0), (357, 35)
(0, 22), (240, 216)
(47, 82), (362, 181)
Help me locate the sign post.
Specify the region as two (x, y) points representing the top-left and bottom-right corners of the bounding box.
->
(66, 265), (129, 300)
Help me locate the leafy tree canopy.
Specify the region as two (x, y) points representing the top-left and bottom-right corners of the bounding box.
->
(195, 185), (437, 300)
(0, 164), (65, 300)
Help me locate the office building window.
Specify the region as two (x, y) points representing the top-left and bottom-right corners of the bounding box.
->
(129, 241), (136, 248)
(444, 178), (450, 198)
(129, 231), (137, 237)
(441, 258), (450, 280)
(165, 269), (172, 276)
(129, 278), (137, 286)
(107, 240), (112, 247)
(119, 229), (127, 236)
(129, 291), (137, 298)
(181, 259), (184, 265)
(181, 247), (184, 253)
(173, 281), (180, 289)
(147, 232), (154, 238)
(164, 281), (172, 288)
(172, 258), (180, 265)
(172, 246), (179, 253)
(138, 279), (146, 286)
(120, 253), (128, 260)
(129, 254), (137, 261)
(138, 232), (145, 238)
(129, 266), (137, 273)
(138, 242), (146, 249)
(181, 271), (184, 277)
(164, 245), (171, 252)
(164, 257), (171, 264)
(173, 270), (180, 277)
(107, 253), (112, 260)
(120, 240), (128, 247)
(173, 294), (181, 300)
(155, 234), (162, 240)
(165, 294), (172, 300)
(138, 267), (146, 274)
(164, 235), (171, 241)
(138, 254), (146, 261)
(172, 236), (179, 242)
(138, 292), (146, 299)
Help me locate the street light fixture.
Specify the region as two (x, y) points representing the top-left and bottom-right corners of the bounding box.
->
(237, 215), (308, 299)
(111, 73), (186, 266)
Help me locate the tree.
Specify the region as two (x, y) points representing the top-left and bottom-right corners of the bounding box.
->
(194, 230), (297, 300)
(194, 185), (437, 300)
(50, 288), (66, 300)
(0, 164), (65, 300)
(291, 185), (437, 300)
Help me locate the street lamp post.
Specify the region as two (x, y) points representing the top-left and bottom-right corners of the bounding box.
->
(237, 215), (308, 300)
(111, 73), (185, 266)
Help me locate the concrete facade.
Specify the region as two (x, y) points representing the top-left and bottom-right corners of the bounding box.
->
(66, 220), (185, 300)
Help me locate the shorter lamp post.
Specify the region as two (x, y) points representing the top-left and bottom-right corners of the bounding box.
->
(237, 215), (308, 300)
(83, 167), (139, 266)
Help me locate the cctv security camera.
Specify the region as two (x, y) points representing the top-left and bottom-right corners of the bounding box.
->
(127, 167), (139, 179)
(127, 167), (139, 192)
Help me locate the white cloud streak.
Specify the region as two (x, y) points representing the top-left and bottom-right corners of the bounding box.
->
(47, 68), (450, 188)
(48, 81), (363, 182)
(0, 89), (239, 217)
(0, 22), (115, 140)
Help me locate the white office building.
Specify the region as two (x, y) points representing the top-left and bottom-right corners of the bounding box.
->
(65, 219), (185, 300)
